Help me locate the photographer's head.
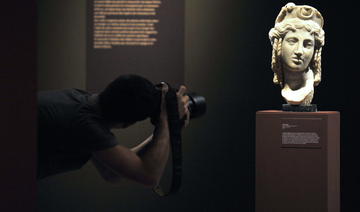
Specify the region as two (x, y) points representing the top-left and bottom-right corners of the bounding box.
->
(98, 74), (158, 128)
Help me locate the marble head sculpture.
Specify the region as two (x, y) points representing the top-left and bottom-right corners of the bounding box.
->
(269, 3), (325, 105)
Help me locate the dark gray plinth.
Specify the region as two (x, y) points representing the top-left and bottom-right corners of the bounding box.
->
(282, 104), (317, 112)
(256, 111), (340, 212)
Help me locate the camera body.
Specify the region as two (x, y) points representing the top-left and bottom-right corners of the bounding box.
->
(151, 83), (206, 124)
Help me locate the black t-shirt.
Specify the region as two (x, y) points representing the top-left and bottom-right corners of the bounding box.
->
(37, 89), (118, 179)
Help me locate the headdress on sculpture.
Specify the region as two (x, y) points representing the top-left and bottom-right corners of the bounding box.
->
(270, 3), (325, 48)
(274, 3), (323, 28)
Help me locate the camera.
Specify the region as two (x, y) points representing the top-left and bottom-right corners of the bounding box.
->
(151, 82), (206, 196)
(152, 83), (206, 121)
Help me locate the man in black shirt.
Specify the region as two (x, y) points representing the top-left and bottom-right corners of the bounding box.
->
(38, 74), (189, 187)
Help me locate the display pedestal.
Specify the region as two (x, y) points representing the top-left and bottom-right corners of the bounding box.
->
(256, 110), (340, 212)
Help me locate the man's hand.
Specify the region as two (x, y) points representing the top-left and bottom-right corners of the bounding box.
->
(158, 83), (169, 124)
(177, 85), (190, 127)
(158, 83), (190, 127)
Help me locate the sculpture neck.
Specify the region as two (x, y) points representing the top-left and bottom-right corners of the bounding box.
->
(283, 69), (309, 90)
(281, 68), (315, 105)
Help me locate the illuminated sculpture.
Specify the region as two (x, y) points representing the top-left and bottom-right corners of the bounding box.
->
(269, 3), (324, 107)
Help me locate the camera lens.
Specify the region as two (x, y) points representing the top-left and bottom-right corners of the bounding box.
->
(186, 93), (206, 119)
(152, 83), (206, 121)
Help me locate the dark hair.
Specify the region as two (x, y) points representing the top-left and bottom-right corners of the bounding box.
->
(98, 74), (158, 124)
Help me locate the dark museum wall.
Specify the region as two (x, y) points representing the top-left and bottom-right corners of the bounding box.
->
(37, 0), (86, 91)
(1, 0), (358, 211)
(0, 1), (37, 211)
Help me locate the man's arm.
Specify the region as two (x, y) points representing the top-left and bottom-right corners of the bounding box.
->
(92, 85), (189, 187)
(92, 84), (186, 187)
(131, 134), (153, 154)
(91, 134), (154, 183)
(91, 154), (122, 183)
(92, 120), (169, 187)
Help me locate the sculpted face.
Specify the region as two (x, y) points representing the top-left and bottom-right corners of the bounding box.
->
(281, 27), (315, 72)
